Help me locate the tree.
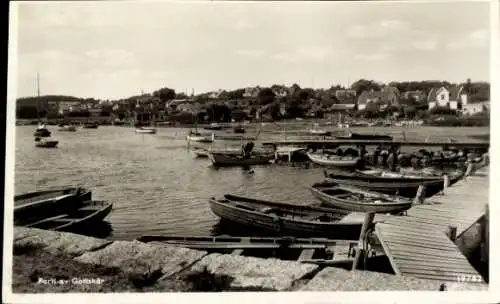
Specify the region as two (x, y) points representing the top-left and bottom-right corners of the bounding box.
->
(257, 88), (275, 105)
(351, 79), (382, 96)
(175, 92), (189, 99)
(153, 87), (176, 102)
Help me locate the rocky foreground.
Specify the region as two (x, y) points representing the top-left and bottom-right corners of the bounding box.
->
(11, 227), (487, 293)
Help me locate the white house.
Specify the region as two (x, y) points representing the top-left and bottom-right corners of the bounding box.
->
(427, 86), (467, 110)
(462, 100), (489, 115)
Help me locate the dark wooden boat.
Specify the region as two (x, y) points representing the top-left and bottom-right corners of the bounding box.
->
(33, 129), (51, 137)
(208, 152), (274, 167)
(35, 138), (59, 148)
(14, 187), (92, 225)
(310, 181), (412, 213)
(208, 194), (362, 239)
(336, 132), (393, 141)
(324, 168), (464, 198)
(23, 200), (113, 232)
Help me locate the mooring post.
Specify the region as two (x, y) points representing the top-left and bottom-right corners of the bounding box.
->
(352, 212), (375, 271)
(413, 185), (426, 205)
(465, 162), (474, 178)
(446, 225), (457, 242)
(442, 174), (450, 195)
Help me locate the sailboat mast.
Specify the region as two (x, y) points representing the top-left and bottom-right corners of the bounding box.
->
(37, 72), (40, 97)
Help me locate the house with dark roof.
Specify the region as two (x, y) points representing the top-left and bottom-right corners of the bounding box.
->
(402, 90), (425, 102)
(357, 86), (400, 111)
(427, 86), (467, 110)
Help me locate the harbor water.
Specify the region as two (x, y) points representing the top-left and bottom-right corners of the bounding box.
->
(14, 126), (326, 240)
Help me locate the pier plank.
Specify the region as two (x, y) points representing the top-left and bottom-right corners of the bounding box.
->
(298, 249), (316, 261)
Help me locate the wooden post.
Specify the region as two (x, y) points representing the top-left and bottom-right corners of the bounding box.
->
(413, 185), (426, 205)
(352, 212), (375, 271)
(446, 225), (457, 242)
(465, 162), (474, 177)
(442, 174), (449, 195)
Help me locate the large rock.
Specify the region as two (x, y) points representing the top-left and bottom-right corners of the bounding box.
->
(188, 253), (318, 291)
(75, 241), (207, 278)
(14, 227), (111, 257)
(301, 267), (488, 291)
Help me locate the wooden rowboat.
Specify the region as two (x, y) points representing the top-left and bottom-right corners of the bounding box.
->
(310, 181), (413, 213)
(35, 139), (59, 148)
(135, 127), (157, 134)
(208, 194), (362, 239)
(324, 168), (465, 198)
(307, 152), (360, 167)
(24, 200), (113, 232)
(14, 187), (92, 225)
(208, 152), (275, 167)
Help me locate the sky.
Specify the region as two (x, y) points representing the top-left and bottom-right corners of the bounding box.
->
(12, 1), (492, 100)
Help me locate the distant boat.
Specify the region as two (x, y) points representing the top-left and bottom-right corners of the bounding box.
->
(204, 123), (223, 130)
(23, 200), (113, 232)
(187, 131), (214, 143)
(58, 124), (77, 132)
(34, 123), (51, 137)
(208, 151), (274, 167)
(34, 137), (59, 148)
(135, 127), (157, 134)
(307, 152), (360, 167)
(310, 123), (330, 136)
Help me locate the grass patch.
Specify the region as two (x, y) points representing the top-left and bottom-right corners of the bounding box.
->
(181, 266), (234, 292)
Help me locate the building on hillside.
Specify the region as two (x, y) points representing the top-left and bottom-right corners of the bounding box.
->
(357, 90), (381, 111)
(402, 90), (425, 102)
(328, 104), (356, 112)
(427, 85), (467, 110)
(462, 100), (489, 115)
(58, 101), (83, 114)
(208, 89), (225, 99)
(356, 86), (400, 110)
(334, 89), (357, 100)
(243, 87), (261, 98)
(166, 99), (190, 111)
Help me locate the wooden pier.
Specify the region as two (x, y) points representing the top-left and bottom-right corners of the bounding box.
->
(341, 165), (489, 284)
(262, 139), (490, 151)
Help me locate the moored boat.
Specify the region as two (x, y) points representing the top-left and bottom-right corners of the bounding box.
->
(335, 132), (393, 141)
(323, 168), (465, 198)
(310, 181), (412, 213)
(58, 124), (77, 132)
(208, 194), (361, 239)
(14, 187), (92, 225)
(23, 200), (113, 232)
(204, 123), (223, 130)
(307, 152), (360, 167)
(208, 152), (274, 167)
(187, 132), (214, 143)
(34, 137), (59, 148)
(135, 127), (157, 134)
(34, 123), (51, 137)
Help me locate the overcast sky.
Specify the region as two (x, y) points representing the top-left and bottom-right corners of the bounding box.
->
(13, 1), (491, 100)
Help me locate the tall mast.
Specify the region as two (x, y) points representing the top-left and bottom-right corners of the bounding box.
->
(37, 72), (40, 97)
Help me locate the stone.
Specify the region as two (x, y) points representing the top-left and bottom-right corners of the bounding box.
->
(300, 267), (487, 291)
(75, 241), (207, 278)
(14, 227), (111, 257)
(188, 253), (318, 291)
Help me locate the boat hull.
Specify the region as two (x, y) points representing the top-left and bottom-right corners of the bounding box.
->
(310, 183), (412, 213)
(187, 135), (213, 143)
(14, 187), (92, 225)
(35, 141), (59, 148)
(58, 126), (77, 132)
(34, 130), (51, 137)
(324, 170), (464, 198)
(135, 128), (157, 134)
(208, 152), (274, 167)
(307, 153), (360, 167)
(209, 196), (361, 239)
